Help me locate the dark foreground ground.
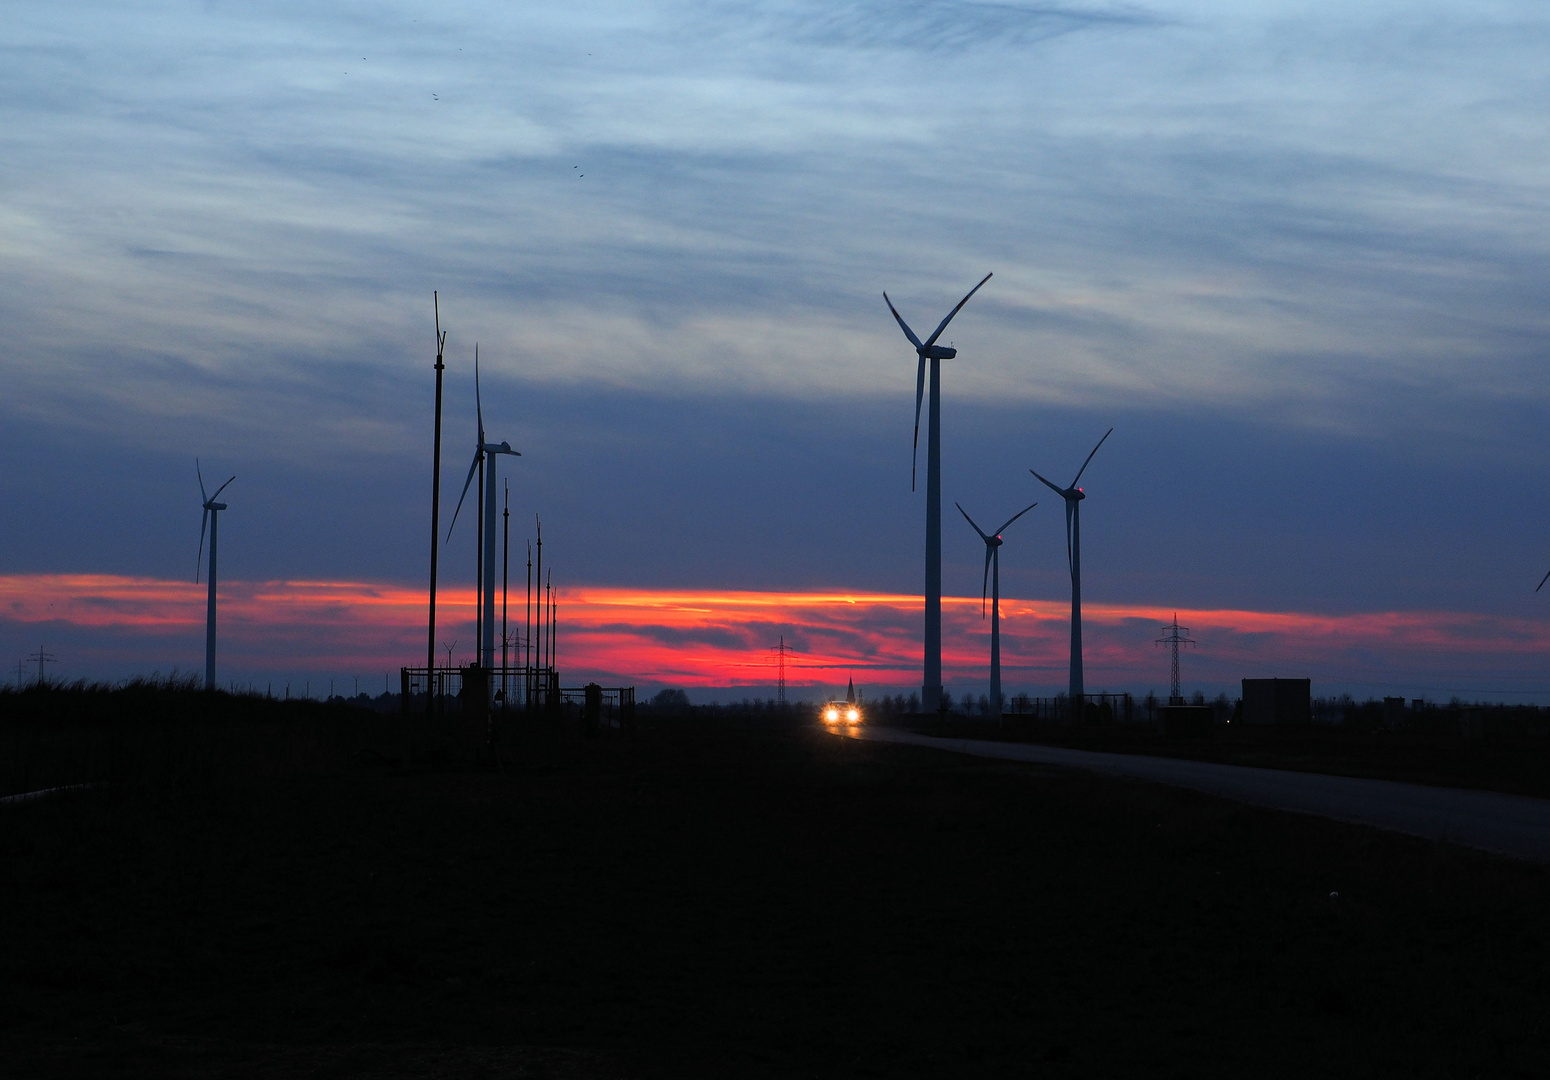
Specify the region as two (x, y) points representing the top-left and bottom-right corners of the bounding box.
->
(909, 713), (1550, 800)
(4, 688), (1550, 1078)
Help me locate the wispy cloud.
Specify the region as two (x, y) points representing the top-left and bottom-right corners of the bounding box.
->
(5, 575), (1549, 701)
(4, 0), (1549, 440)
(758, 0), (1164, 52)
(4, 1), (1550, 667)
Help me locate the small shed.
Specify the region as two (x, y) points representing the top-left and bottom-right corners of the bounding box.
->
(1241, 678), (1311, 725)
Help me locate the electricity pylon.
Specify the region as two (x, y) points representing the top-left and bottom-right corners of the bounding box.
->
(1155, 614), (1196, 705)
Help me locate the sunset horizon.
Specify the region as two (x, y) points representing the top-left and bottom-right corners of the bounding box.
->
(6, 573), (1547, 704)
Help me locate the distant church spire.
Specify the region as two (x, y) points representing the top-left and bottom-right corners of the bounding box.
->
(846, 677), (855, 704)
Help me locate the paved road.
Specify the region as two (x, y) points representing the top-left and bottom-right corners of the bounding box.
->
(837, 724), (1550, 863)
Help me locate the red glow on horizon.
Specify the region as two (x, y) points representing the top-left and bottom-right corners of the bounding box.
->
(3, 574), (1549, 690)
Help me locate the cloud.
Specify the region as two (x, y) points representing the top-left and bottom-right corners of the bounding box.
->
(762, 0), (1164, 52)
(5, 0), (1550, 438)
(5, 574), (1550, 701)
(4, 0), (1550, 677)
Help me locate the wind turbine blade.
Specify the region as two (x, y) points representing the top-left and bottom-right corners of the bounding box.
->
(1064, 501), (1074, 575)
(1539, 569), (1550, 593)
(475, 343), (485, 445)
(196, 508), (208, 583)
(981, 545), (993, 618)
(922, 272), (992, 348)
(1029, 468), (1066, 497)
(210, 475), (235, 501)
(993, 500), (1039, 537)
(196, 458), (208, 503)
(955, 502), (990, 542)
(911, 354), (926, 492)
(1070, 427), (1114, 487)
(446, 450), (481, 541)
(883, 292), (924, 349)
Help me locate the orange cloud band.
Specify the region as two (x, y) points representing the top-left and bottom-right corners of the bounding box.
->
(4, 574), (1550, 693)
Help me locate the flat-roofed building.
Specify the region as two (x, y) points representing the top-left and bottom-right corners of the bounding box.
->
(1241, 678), (1311, 725)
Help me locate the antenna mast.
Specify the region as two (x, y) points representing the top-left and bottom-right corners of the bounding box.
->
(1155, 614), (1196, 706)
(525, 539), (533, 711)
(502, 481), (510, 710)
(426, 293), (447, 718)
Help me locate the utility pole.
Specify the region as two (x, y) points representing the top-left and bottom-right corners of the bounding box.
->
(1155, 614), (1196, 706)
(525, 539), (533, 711)
(502, 481), (510, 710)
(427, 292), (447, 719)
(534, 515), (543, 696)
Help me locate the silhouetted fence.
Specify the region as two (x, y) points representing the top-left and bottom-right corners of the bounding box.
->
(400, 664), (566, 714)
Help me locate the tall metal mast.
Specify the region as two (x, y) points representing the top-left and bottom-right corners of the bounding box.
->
(502, 481), (510, 708)
(535, 514), (543, 674)
(525, 539), (533, 710)
(426, 293), (446, 714)
(1155, 614), (1195, 706)
(767, 635), (796, 706)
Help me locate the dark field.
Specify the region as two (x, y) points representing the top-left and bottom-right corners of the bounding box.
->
(4, 686), (1550, 1078)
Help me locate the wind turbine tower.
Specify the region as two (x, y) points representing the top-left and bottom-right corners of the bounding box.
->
(1030, 428), (1111, 716)
(883, 273), (993, 713)
(447, 348), (520, 675)
(195, 460), (235, 692)
(956, 500), (1037, 719)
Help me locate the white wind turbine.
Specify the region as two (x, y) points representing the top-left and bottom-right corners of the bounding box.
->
(883, 272), (993, 713)
(447, 347), (519, 676)
(1030, 428), (1112, 716)
(195, 460), (235, 692)
(956, 500), (1037, 719)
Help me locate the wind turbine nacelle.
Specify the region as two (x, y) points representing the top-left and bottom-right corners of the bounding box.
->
(922, 345), (957, 360)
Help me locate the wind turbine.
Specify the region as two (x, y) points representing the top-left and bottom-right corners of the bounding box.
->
(447, 346), (519, 675)
(883, 272), (993, 713)
(956, 500), (1037, 720)
(195, 460), (235, 692)
(1030, 428), (1112, 718)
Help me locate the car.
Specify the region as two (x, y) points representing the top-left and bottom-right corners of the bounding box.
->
(821, 700), (862, 725)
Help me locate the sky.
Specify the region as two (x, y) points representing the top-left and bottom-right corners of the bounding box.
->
(3, 1), (1550, 701)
